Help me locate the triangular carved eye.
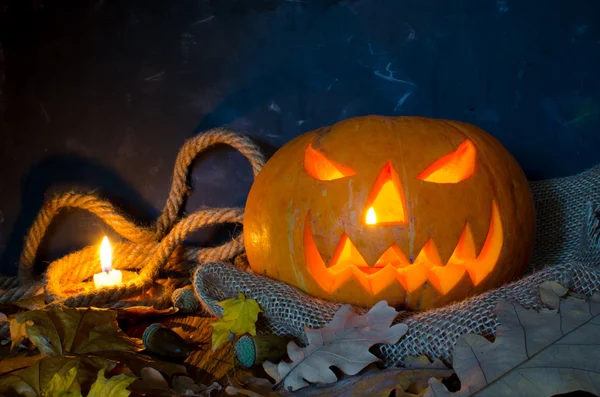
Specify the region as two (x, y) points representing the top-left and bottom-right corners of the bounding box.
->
(304, 143), (356, 181)
(417, 139), (476, 183)
(364, 162), (407, 225)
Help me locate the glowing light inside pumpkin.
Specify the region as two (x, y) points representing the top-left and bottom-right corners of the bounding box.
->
(363, 162), (407, 225)
(304, 200), (503, 296)
(417, 139), (476, 183)
(304, 143), (356, 181)
(366, 207), (376, 224)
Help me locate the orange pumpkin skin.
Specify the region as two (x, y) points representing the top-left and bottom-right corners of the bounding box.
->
(243, 116), (535, 310)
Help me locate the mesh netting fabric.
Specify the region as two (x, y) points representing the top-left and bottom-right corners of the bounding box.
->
(528, 164), (600, 270)
(193, 164), (600, 367)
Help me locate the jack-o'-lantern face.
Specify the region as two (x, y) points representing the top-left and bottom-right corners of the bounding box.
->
(244, 116), (535, 310)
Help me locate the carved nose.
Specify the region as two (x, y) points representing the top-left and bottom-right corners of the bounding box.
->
(363, 162), (407, 226)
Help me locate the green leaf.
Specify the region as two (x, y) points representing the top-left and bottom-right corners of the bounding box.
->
(44, 366), (83, 397)
(0, 356), (117, 397)
(11, 307), (144, 356)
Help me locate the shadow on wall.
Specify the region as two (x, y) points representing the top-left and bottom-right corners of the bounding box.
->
(0, 154), (158, 277)
(0, 136), (276, 278)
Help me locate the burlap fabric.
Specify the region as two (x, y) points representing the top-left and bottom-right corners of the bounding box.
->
(193, 164), (600, 367)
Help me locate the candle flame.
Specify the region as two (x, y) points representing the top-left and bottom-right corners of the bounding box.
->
(366, 207), (377, 225)
(100, 236), (112, 273)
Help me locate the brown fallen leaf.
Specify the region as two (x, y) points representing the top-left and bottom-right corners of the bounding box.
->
(11, 294), (46, 311)
(10, 307), (144, 356)
(113, 306), (179, 321)
(0, 352), (43, 376)
(228, 358), (452, 397)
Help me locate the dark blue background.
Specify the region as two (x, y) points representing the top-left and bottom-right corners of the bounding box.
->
(0, 0), (599, 275)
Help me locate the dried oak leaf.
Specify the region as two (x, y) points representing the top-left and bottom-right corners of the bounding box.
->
(537, 281), (569, 310)
(9, 307), (144, 356)
(228, 356), (452, 396)
(210, 292), (262, 351)
(264, 300), (408, 392)
(424, 282), (600, 396)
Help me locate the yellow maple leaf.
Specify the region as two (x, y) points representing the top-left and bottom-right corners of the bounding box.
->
(210, 322), (234, 352)
(87, 368), (135, 397)
(44, 366), (82, 397)
(210, 292), (262, 351)
(9, 318), (33, 350)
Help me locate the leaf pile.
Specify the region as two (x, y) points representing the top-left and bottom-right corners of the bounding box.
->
(228, 355), (453, 396)
(425, 281), (600, 396)
(9, 307), (144, 355)
(264, 300), (408, 392)
(0, 306), (215, 397)
(210, 292), (262, 351)
(6, 280), (599, 397)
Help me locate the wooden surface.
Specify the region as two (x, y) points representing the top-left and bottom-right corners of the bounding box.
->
(164, 315), (234, 385)
(125, 314), (234, 386)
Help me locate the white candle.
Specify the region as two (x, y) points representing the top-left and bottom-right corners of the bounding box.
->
(93, 236), (122, 288)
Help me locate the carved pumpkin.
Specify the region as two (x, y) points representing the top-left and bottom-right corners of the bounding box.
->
(243, 116), (535, 310)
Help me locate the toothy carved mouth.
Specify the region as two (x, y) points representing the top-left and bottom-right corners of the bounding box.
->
(304, 201), (503, 296)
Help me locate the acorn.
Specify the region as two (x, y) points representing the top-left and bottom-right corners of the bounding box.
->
(142, 323), (191, 360)
(234, 334), (289, 369)
(171, 286), (200, 314)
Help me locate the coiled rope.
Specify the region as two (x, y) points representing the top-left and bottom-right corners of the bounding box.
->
(0, 128), (264, 310)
